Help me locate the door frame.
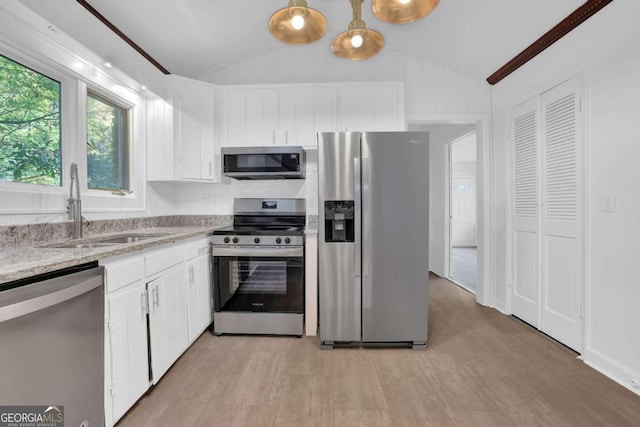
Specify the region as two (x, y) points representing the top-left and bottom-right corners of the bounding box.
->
(406, 113), (493, 308)
(448, 132), (479, 294)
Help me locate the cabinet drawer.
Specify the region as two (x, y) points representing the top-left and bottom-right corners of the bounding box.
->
(145, 245), (185, 278)
(104, 256), (145, 293)
(184, 238), (211, 260)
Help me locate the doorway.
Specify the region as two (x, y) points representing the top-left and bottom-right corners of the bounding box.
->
(449, 132), (478, 293)
(407, 117), (489, 307)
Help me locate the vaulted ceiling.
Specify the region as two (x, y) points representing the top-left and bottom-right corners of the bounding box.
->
(18, 0), (584, 85)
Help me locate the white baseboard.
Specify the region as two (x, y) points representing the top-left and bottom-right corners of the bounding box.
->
(584, 348), (640, 396)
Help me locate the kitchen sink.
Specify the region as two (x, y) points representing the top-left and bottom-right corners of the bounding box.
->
(41, 233), (171, 249)
(91, 233), (169, 244)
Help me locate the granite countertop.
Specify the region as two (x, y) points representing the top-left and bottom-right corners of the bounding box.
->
(0, 225), (222, 284)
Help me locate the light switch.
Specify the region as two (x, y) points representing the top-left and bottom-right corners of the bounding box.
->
(602, 193), (617, 213)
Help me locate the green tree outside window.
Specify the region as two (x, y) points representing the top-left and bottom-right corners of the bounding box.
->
(87, 92), (129, 191)
(0, 54), (62, 186)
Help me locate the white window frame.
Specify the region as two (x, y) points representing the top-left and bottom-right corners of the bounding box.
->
(0, 32), (146, 219)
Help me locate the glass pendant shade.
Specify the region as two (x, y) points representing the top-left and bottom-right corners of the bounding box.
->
(372, 0), (440, 24)
(332, 0), (384, 60)
(269, 0), (327, 44)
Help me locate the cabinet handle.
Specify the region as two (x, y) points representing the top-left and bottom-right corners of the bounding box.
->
(189, 266), (194, 284)
(285, 130), (288, 145)
(209, 161), (212, 176)
(141, 291), (147, 315)
(152, 286), (159, 307)
(272, 130), (276, 145)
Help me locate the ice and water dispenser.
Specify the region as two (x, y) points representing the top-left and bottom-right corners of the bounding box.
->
(324, 201), (355, 242)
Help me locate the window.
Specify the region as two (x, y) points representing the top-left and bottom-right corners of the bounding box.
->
(0, 54), (62, 186)
(87, 91), (129, 191)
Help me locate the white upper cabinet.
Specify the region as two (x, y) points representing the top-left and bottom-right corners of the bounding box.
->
(338, 82), (405, 132)
(278, 86), (338, 148)
(148, 80), (405, 182)
(222, 83), (345, 149)
(146, 98), (174, 181)
(147, 75), (222, 182)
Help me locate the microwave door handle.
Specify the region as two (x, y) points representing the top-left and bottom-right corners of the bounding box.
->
(354, 157), (361, 278)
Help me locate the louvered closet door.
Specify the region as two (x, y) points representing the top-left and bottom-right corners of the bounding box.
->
(540, 76), (583, 352)
(511, 99), (540, 327)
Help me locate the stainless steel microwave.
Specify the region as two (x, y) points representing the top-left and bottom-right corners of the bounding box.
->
(221, 146), (306, 180)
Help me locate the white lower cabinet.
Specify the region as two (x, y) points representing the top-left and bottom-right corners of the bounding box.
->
(103, 236), (213, 426)
(148, 265), (189, 384)
(186, 253), (212, 342)
(105, 280), (149, 425)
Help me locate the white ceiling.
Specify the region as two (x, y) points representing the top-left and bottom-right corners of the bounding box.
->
(18, 0), (584, 84)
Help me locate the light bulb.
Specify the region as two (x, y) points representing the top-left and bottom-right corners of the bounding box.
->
(291, 15), (305, 30)
(351, 34), (363, 48)
(399, 0), (411, 4)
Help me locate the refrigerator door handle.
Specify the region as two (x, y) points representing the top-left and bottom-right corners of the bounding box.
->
(362, 157), (371, 278)
(354, 157), (361, 278)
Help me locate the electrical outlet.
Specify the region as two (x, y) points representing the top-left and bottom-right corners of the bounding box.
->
(602, 193), (617, 212)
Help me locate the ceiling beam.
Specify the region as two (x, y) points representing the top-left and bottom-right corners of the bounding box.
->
(76, 0), (171, 75)
(487, 0), (614, 85)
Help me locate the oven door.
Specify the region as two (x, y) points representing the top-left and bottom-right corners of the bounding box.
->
(213, 246), (304, 313)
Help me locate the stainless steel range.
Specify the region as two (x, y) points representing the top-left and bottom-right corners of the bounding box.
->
(211, 198), (305, 336)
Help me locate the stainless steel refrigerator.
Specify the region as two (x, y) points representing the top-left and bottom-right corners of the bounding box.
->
(318, 131), (429, 350)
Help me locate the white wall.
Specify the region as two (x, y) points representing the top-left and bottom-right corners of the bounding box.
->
(196, 45), (490, 116)
(171, 151), (318, 219)
(491, 0), (640, 393)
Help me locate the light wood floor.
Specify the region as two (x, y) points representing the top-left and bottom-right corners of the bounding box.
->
(117, 274), (640, 426)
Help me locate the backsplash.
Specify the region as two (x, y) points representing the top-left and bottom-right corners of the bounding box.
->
(0, 215), (232, 249)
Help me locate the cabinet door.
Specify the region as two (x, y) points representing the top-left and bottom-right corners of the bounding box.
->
(339, 84), (404, 131)
(146, 98), (174, 181)
(174, 80), (217, 180)
(224, 88), (247, 147)
(106, 281), (149, 424)
(278, 86), (337, 147)
(245, 88), (279, 146)
(186, 254), (212, 342)
(148, 266), (189, 384)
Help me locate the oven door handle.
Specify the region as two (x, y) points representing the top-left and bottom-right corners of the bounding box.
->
(212, 246), (303, 258)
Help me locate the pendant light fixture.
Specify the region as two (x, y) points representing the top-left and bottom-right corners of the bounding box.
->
(331, 0), (384, 61)
(372, 0), (440, 25)
(269, 0), (328, 45)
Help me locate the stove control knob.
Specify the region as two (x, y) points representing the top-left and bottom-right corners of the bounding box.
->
(254, 237), (260, 244)
(285, 237), (291, 244)
(232, 237), (239, 244)
(275, 237), (282, 244)
(223, 237), (230, 243)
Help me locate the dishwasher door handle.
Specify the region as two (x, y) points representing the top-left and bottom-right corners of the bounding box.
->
(0, 275), (102, 322)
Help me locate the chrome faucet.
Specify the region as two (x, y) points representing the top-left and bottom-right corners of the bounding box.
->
(67, 163), (83, 239)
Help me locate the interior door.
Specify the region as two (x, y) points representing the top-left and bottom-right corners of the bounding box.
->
(540, 76), (583, 351)
(511, 98), (541, 327)
(451, 177), (477, 247)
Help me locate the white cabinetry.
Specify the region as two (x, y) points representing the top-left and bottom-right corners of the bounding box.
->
(103, 255), (148, 427)
(146, 98), (174, 181)
(339, 82), (405, 131)
(222, 84), (339, 149)
(145, 245), (188, 384)
(103, 236), (211, 426)
(185, 238), (213, 342)
(278, 86), (337, 148)
(147, 265), (189, 383)
(147, 75), (222, 182)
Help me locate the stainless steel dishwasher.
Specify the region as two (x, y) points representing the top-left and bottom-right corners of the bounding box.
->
(0, 263), (104, 427)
